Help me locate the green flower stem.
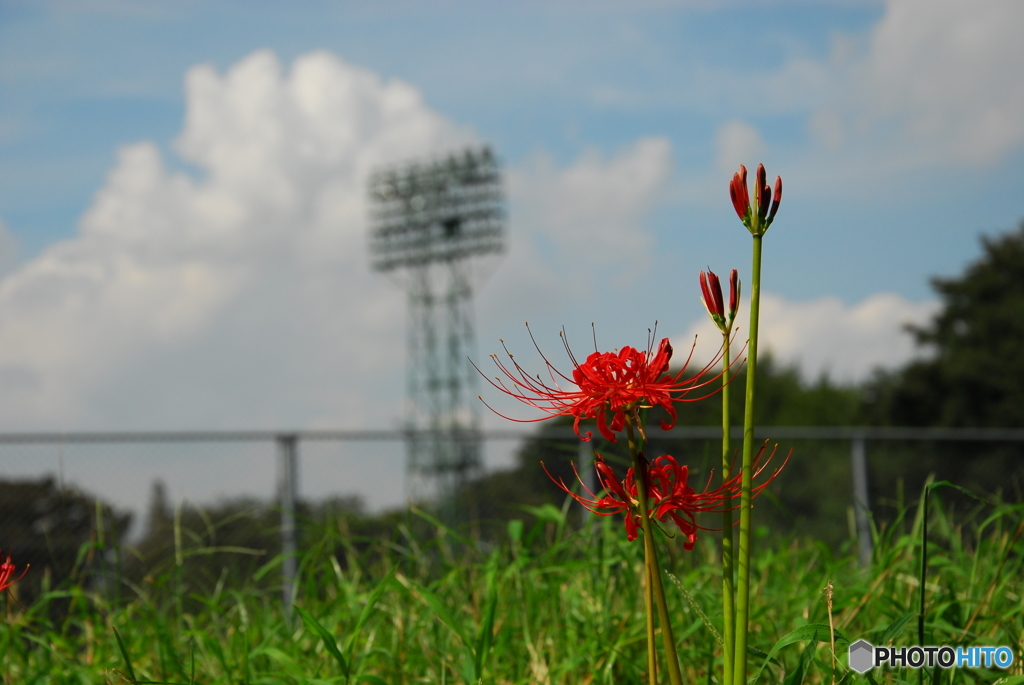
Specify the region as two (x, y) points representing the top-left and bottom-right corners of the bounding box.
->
(918, 485), (930, 685)
(629, 414), (658, 685)
(636, 409), (658, 685)
(720, 333), (735, 685)
(626, 415), (684, 685)
(646, 564), (658, 685)
(733, 233), (763, 685)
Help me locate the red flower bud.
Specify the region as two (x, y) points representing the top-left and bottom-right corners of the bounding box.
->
(701, 269), (741, 333)
(756, 164), (771, 220)
(729, 163), (782, 235)
(700, 270), (725, 321)
(768, 175), (782, 223)
(729, 165), (749, 223)
(728, 269), (741, 323)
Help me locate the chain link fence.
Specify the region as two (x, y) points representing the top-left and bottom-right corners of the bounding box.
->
(2, 426), (1023, 610)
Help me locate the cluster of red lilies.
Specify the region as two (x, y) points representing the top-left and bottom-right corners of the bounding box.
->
(481, 164), (785, 685)
(481, 313), (785, 549)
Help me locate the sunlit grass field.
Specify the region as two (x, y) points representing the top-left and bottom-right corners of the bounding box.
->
(2, 491), (1023, 684)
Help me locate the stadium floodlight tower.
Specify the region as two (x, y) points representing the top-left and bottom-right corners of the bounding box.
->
(368, 146), (506, 506)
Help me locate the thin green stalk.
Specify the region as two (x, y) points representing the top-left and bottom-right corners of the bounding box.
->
(627, 415), (684, 685)
(918, 485), (929, 685)
(646, 563), (658, 685)
(733, 234), (763, 685)
(637, 408), (658, 685)
(720, 334), (735, 685)
(919, 485), (929, 647)
(95, 500), (108, 603)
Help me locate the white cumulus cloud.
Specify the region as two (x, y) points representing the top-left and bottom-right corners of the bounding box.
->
(856, 0), (1024, 165)
(504, 137), (671, 292)
(0, 49), (672, 512)
(676, 292), (940, 384)
(791, 0), (1024, 171)
(0, 49), (472, 432)
(695, 0), (1024, 177)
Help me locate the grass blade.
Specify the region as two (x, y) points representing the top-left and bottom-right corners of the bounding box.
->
(781, 637), (818, 685)
(344, 568), (396, 663)
(878, 612), (916, 645)
(750, 624), (836, 684)
(473, 550), (500, 678)
(411, 580), (470, 647)
(113, 627), (138, 684)
(295, 605), (350, 679)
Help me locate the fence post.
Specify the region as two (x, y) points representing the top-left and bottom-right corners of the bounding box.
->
(278, 434), (299, 621)
(851, 434), (872, 566)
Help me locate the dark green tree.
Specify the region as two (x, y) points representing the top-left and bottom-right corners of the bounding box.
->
(0, 477), (131, 607)
(864, 220), (1024, 501)
(874, 220), (1024, 427)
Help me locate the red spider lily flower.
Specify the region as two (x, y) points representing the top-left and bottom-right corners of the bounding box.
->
(544, 444), (786, 546)
(730, 163), (782, 235)
(648, 446), (784, 550)
(0, 550), (28, 594)
(478, 327), (724, 442)
(700, 269), (741, 334)
(545, 454), (645, 540)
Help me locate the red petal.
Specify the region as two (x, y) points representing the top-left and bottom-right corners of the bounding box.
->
(768, 175), (782, 222)
(729, 178), (747, 220)
(596, 408), (617, 442)
(728, 269), (740, 319)
(650, 337), (673, 377)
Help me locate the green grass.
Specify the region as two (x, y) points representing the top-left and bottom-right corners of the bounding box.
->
(2, 495), (1024, 684)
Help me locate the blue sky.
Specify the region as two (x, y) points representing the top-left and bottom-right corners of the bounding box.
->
(6, 1), (1020, 294)
(1, 0), (1022, 515)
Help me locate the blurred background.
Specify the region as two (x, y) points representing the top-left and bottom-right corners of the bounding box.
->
(2, 0), (1024, 595)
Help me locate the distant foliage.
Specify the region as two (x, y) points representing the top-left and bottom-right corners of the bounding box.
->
(2, 489), (1022, 684)
(876, 220), (1024, 428)
(864, 220), (1024, 503)
(0, 476), (130, 607)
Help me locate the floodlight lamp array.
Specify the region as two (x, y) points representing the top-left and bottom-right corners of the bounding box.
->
(368, 146), (506, 271)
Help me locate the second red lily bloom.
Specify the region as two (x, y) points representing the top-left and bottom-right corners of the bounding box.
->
(545, 444), (786, 547)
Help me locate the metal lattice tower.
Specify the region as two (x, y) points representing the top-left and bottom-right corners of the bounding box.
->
(367, 146), (506, 504)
